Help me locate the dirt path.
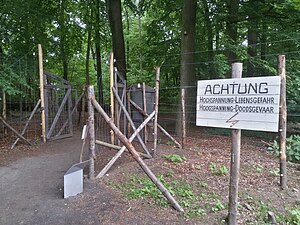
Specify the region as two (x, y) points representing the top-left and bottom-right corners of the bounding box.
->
(0, 133), (83, 224)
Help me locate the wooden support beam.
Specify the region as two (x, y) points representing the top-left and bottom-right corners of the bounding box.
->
(278, 55), (287, 190)
(87, 86), (95, 179)
(11, 100), (41, 149)
(112, 87), (151, 157)
(129, 99), (182, 149)
(153, 67), (160, 154)
(181, 88), (186, 149)
(228, 62), (243, 225)
(38, 44), (46, 143)
(0, 117), (32, 146)
(142, 82), (148, 142)
(110, 52), (115, 145)
(91, 89), (183, 212)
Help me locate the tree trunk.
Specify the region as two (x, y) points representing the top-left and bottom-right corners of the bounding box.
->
(176, 0), (197, 135)
(202, 0), (216, 78)
(247, 0), (258, 77)
(94, 0), (103, 105)
(226, 0), (239, 67)
(85, 22), (91, 85)
(106, 0), (126, 80)
(59, 0), (68, 81)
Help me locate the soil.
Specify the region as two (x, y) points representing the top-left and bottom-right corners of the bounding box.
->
(0, 129), (299, 225)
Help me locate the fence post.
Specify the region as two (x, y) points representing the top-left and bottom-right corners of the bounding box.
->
(278, 55), (287, 190)
(228, 62), (243, 225)
(87, 86), (95, 179)
(153, 67), (160, 154)
(38, 44), (46, 143)
(181, 88), (186, 149)
(110, 52), (115, 145)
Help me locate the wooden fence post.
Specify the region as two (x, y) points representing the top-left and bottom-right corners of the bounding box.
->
(87, 86), (95, 179)
(153, 67), (160, 154)
(228, 62), (243, 225)
(181, 88), (186, 149)
(278, 55), (287, 190)
(110, 52), (115, 145)
(142, 82), (148, 142)
(38, 44), (46, 143)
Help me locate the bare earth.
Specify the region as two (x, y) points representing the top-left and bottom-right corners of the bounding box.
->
(0, 130), (299, 225)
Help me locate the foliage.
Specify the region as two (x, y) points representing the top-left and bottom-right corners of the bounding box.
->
(163, 154), (186, 163)
(268, 135), (300, 162)
(286, 208), (300, 225)
(209, 162), (229, 176)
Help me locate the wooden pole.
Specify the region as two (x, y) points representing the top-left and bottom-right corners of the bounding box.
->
(11, 99), (41, 149)
(112, 87), (151, 157)
(114, 68), (120, 146)
(110, 52), (115, 145)
(278, 55), (287, 190)
(153, 67), (160, 154)
(2, 90), (7, 134)
(181, 88), (186, 149)
(87, 86), (95, 179)
(142, 82), (148, 142)
(228, 62), (243, 225)
(129, 99), (182, 149)
(127, 91), (132, 137)
(38, 44), (46, 143)
(91, 94), (183, 212)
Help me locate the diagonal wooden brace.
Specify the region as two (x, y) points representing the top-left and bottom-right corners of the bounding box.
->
(0, 117), (32, 146)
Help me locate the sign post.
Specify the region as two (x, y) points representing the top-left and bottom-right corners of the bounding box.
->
(196, 63), (281, 225)
(228, 63), (242, 225)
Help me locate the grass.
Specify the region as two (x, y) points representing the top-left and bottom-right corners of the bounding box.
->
(114, 172), (229, 219)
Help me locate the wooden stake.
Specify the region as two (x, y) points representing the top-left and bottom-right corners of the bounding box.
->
(87, 86), (95, 179)
(228, 62), (243, 225)
(2, 90), (7, 134)
(142, 82), (148, 142)
(153, 67), (160, 154)
(110, 52), (115, 145)
(91, 91), (183, 212)
(181, 88), (186, 149)
(114, 68), (120, 146)
(278, 55), (287, 190)
(38, 44), (46, 143)
(11, 99), (41, 149)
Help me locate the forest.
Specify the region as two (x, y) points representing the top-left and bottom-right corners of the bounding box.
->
(0, 0), (299, 116)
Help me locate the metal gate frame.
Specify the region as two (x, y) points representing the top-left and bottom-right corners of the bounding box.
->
(44, 71), (73, 141)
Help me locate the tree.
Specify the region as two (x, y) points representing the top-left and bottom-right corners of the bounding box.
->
(106, 0), (126, 80)
(177, 0), (197, 134)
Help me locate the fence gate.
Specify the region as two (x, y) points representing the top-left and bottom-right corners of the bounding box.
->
(44, 71), (73, 141)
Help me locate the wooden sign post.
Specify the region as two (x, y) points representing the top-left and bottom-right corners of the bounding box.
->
(228, 63), (243, 225)
(196, 62), (282, 224)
